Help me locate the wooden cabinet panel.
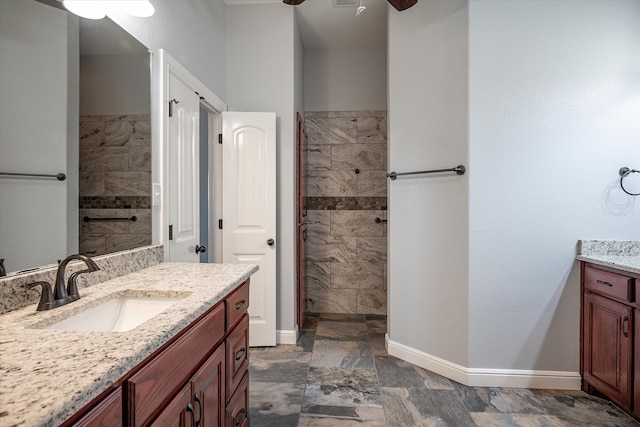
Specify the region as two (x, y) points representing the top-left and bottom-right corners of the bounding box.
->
(226, 373), (249, 427)
(584, 265), (634, 303)
(226, 281), (249, 330)
(71, 388), (122, 427)
(226, 314), (249, 403)
(583, 291), (632, 409)
(150, 383), (193, 427)
(192, 344), (226, 427)
(128, 303), (225, 426)
(635, 310), (640, 418)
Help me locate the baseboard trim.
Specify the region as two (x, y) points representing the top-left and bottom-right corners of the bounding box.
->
(277, 327), (298, 345)
(386, 335), (581, 390)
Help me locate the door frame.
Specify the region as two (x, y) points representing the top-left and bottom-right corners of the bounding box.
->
(151, 49), (226, 257)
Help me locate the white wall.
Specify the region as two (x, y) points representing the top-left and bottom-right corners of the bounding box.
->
(387, 0), (470, 367)
(388, 0), (640, 385)
(305, 47), (387, 111)
(108, 0), (227, 100)
(226, 4), (298, 335)
(80, 54), (150, 115)
(0, 0), (79, 273)
(467, 0), (640, 371)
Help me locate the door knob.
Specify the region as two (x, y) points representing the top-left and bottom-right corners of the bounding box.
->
(195, 245), (207, 254)
(267, 238), (275, 247)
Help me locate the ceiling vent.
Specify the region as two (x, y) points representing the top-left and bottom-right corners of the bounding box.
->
(335, 0), (358, 6)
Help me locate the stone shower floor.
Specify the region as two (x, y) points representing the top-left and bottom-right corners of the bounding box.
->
(249, 313), (639, 426)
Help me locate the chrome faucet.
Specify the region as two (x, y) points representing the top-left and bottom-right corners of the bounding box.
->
(25, 254), (100, 311)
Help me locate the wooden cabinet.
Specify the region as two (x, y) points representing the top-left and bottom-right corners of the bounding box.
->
(635, 310), (640, 415)
(64, 280), (250, 427)
(150, 383), (193, 427)
(582, 291), (632, 408)
(71, 388), (122, 426)
(581, 264), (639, 420)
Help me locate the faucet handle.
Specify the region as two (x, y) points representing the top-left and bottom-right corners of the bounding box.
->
(25, 281), (55, 311)
(66, 269), (90, 302)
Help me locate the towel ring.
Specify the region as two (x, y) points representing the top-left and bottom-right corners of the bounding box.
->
(619, 167), (639, 196)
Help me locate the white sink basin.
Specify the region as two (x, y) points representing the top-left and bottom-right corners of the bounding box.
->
(46, 294), (186, 332)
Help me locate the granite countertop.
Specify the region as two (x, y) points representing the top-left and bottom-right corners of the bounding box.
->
(0, 262), (258, 427)
(577, 240), (640, 275)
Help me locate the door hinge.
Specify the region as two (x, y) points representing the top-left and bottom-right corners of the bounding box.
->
(218, 133), (223, 144)
(218, 219), (223, 230)
(168, 99), (179, 117)
(169, 224), (173, 240)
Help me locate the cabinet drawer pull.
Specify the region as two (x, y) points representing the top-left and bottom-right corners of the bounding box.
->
(234, 408), (246, 426)
(186, 403), (196, 427)
(623, 316), (629, 337)
(235, 299), (246, 310)
(193, 393), (203, 427)
(235, 347), (246, 361)
(596, 280), (613, 287)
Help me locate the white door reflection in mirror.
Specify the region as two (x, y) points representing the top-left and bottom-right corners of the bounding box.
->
(167, 72), (200, 262)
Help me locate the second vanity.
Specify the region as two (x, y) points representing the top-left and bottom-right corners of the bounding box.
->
(0, 262), (258, 426)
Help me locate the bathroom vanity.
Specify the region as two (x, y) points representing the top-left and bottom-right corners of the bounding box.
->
(578, 241), (640, 421)
(0, 262), (257, 426)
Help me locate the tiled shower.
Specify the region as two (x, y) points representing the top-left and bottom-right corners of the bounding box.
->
(78, 114), (152, 256)
(305, 110), (388, 315)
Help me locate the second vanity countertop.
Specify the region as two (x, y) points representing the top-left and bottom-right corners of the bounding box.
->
(576, 240), (640, 275)
(576, 254), (640, 275)
(0, 262), (258, 427)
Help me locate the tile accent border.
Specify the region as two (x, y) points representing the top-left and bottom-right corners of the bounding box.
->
(306, 197), (387, 211)
(386, 335), (581, 390)
(80, 196), (152, 209)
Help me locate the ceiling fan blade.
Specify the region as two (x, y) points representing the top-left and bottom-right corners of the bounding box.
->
(283, 0), (305, 5)
(387, 0), (417, 11)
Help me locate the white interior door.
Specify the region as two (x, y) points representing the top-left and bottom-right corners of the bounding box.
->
(222, 112), (276, 347)
(167, 72), (200, 262)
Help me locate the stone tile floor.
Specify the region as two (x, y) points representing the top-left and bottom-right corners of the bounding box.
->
(249, 313), (639, 426)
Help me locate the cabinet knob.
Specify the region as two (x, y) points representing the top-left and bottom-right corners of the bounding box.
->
(186, 403), (196, 427)
(193, 393), (203, 427)
(235, 347), (246, 361)
(235, 299), (246, 310)
(267, 238), (275, 247)
(195, 244), (207, 254)
(234, 408), (246, 426)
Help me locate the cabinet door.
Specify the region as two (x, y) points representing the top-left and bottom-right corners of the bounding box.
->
(72, 388), (122, 427)
(150, 383), (194, 427)
(583, 292), (633, 409)
(634, 310), (640, 417)
(192, 344), (225, 427)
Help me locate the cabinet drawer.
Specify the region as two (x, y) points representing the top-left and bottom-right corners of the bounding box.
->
(584, 265), (634, 303)
(72, 388), (122, 426)
(226, 314), (249, 403)
(226, 372), (249, 427)
(128, 303), (225, 426)
(226, 280), (249, 330)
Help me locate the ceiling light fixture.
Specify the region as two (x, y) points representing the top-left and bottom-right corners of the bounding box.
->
(356, 0), (366, 16)
(62, 0), (155, 20)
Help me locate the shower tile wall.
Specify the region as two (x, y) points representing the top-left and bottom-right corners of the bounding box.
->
(305, 111), (387, 315)
(78, 114), (152, 256)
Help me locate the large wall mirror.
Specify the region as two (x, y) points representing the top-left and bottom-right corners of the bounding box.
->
(0, 0), (151, 275)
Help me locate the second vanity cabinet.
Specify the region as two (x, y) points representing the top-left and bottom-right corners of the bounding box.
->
(66, 280), (250, 427)
(581, 263), (639, 420)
